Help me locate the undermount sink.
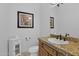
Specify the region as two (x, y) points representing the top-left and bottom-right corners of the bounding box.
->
(48, 38), (69, 44)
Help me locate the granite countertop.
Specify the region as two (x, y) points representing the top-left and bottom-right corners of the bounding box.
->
(38, 37), (79, 56)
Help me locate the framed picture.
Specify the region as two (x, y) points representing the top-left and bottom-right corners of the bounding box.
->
(17, 11), (34, 28)
(50, 17), (54, 28)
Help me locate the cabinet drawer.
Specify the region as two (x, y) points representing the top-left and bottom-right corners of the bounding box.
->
(43, 43), (56, 56)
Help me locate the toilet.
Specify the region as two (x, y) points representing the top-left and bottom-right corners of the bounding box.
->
(28, 46), (38, 56)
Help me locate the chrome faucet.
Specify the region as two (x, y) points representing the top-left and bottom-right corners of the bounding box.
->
(65, 33), (69, 37)
(56, 33), (69, 41)
(56, 34), (62, 40)
(64, 33), (69, 41)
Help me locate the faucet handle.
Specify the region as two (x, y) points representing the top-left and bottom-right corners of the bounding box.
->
(67, 34), (69, 36)
(65, 33), (69, 36)
(59, 34), (62, 40)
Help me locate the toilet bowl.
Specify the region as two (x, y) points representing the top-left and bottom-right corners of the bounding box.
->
(28, 46), (38, 56)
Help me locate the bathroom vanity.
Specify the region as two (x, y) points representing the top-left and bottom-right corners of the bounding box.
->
(38, 35), (79, 56)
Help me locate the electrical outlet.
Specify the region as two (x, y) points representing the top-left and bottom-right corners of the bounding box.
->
(29, 37), (31, 39)
(25, 37), (28, 41)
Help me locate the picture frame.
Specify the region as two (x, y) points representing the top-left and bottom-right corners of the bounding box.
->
(50, 17), (54, 28)
(17, 11), (34, 28)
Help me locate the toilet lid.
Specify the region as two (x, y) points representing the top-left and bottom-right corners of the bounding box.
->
(28, 46), (38, 53)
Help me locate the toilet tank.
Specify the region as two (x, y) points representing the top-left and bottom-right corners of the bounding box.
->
(8, 38), (21, 56)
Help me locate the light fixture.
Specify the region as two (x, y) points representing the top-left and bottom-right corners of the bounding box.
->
(50, 3), (63, 7)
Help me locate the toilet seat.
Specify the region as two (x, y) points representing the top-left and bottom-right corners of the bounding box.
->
(29, 46), (38, 53)
(28, 46), (38, 56)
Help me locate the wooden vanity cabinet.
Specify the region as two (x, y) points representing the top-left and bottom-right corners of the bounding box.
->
(57, 52), (65, 56)
(43, 43), (56, 56)
(39, 47), (49, 56)
(38, 39), (68, 56)
(38, 40), (57, 56)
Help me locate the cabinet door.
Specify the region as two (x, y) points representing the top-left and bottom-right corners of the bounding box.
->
(39, 40), (49, 56)
(41, 48), (49, 56)
(43, 43), (56, 56)
(39, 47), (48, 56)
(38, 40), (43, 56)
